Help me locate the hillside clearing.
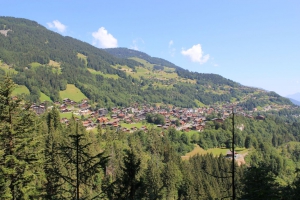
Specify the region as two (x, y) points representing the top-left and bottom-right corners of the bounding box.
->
(182, 144), (248, 160)
(0, 60), (18, 74)
(40, 92), (52, 102)
(60, 84), (87, 102)
(12, 85), (30, 96)
(88, 68), (119, 79)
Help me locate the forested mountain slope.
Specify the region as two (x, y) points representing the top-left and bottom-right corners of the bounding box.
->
(0, 16), (292, 108)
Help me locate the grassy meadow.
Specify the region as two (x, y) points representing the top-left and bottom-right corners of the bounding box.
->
(60, 84), (87, 102)
(87, 68), (119, 79)
(12, 85), (30, 96)
(182, 144), (248, 160)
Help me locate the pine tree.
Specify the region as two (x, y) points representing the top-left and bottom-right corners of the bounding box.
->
(104, 148), (142, 200)
(43, 107), (64, 199)
(58, 117), (108, 199)
(144, 156), (164, 200)
(0, 76), (40, 199)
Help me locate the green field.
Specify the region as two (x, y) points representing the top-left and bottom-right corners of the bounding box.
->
(40, 92), (52, 102)
(120, 122), (144, 129)
(59, 84), (87, 102)
(12, 85), (30, 96)
(194, 99), (206, 107)
(87, 68), (119, 79)
(49, 60), (62, 74)
(77, 53), (88, 66)
(0, 60), (18, 74)
(182, 144), (248, 160)
(116, 57), (196, 84)
(60, 112), (74, 119)
(30, 62), (42, 68)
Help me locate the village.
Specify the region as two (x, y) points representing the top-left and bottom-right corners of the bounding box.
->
(29, 97), (283, 134)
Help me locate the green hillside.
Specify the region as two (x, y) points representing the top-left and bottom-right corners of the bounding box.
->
(0, 17), (293, 108)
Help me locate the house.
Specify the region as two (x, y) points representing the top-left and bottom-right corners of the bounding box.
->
(212, 118), (224, 123)
(31, 105), (46, 115)
(256, 115), (265, 120)
(192, 125), (204, 132)
(226, 150), (239, 159)
(98, 108), (108, 116)
(97, 117), (108, 123)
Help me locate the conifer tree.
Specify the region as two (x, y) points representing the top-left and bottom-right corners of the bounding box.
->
(58, 117), (108, 199)
(0, 76), (39, 199)
(117, 149), (142, 199)
(43, 107), (64, 199)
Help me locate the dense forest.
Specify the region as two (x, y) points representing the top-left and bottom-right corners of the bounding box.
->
(1, 76), (300, 199)
(0, 16), (292, 108)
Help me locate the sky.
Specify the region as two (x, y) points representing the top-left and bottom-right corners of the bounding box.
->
(1, 0), (300, 97)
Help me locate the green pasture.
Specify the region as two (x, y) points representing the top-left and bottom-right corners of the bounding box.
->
(12, 85), (30, 96)
(182, 144), (248, 160)
(120, 122), (144, 129)
(40, 92), (52, 102)
(59, 84), (87, 102)
(194, 99), (206, 107)
(30, 62), (42, 68)
(87, 68), (119, 79)
(60, 112), (74, 119)
(77, 53), (88, 66)
(0, 60), (18, 74)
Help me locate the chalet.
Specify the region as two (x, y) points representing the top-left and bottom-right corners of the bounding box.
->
(82, 120), (95, 128)
(256, 115), (265, 120)
(118, 113), (125, 119)
(192, 125), (204, 132)
(31, 105), (46, 115)
(97, 117), (108, 123)
(78, 102), (89, 109)
(60, 108), (70, 113)
(212, 118), (224, 123)
(226, 150), (239, 159)
(98, 108), (108, 116)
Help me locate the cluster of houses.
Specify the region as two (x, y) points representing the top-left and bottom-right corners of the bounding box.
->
(29, 98), (271, 133)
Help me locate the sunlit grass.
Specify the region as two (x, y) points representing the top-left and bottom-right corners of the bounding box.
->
(12, 85), (30, 96)
(59, 84), (87, 102)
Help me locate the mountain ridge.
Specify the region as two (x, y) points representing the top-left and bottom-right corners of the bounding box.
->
(0, 16), (293, 109)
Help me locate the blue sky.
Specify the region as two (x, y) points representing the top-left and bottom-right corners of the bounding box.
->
(1, 0), (300, 96)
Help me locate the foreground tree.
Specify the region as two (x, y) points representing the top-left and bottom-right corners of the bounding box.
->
(58, 117), (108, 199)
(240, 163), (281, 200)
(0, 76), (40, 199)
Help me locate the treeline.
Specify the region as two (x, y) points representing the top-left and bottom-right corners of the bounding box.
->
(104, 47), (181, 70)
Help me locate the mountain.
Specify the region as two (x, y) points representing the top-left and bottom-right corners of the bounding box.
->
(288, 98), (300, 106)
(0, 16), (293, 109)
(287, 93), (300, 102)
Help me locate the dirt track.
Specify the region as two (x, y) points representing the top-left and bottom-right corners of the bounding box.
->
(235, 152), (248, 166)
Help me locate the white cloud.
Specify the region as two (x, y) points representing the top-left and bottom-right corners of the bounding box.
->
(92, 27), (118, 48)
(130, 38), (144, 51)
(168, 40), (176, 57)
(131, 39), (139, 50)
(47, 20), (66, 33)
(181, 44), (209, 64)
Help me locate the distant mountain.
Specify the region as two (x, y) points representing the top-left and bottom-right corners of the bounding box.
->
(104, 47), (182, 70)
(287, 93), (300, 102)
(288, 98), (300, 106)
(0, 16), (293, 108)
